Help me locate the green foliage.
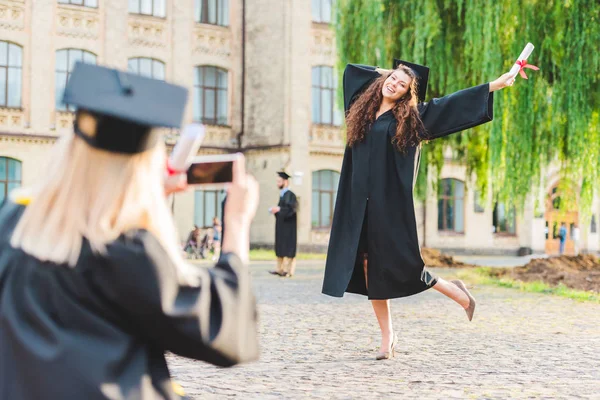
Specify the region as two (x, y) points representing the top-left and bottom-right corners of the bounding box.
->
(335, 0), (600, 213)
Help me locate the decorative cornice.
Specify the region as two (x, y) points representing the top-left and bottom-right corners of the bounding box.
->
(56, 4), (99, 39)
(128, 15), (167, 48)
(0, 0), (25, 32)
(193, 24), (232, 57)
(0, 132), (58, 145)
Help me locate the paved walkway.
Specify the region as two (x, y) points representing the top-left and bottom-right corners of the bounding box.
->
(168, 261), (600, 399)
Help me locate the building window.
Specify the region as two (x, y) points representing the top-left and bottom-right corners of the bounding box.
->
(129, 0), (166, 18)
(312, 170), (340, 229)
(194, 190), (226, 228)
(58, 0), (98, 7)
(195, 0), (229, 26)
(193, 66), (228, 126)
(493, 202), (516, 235)
(55, 49), (97, 111)
(591, 215), (597, 233)
(0, 41), (22, 108)
(312, 66), (342, 126)
(438, 178), (465, 233)
(0, 157), (22, 205)
(128, 58), (165, 80)
(473, 190), (485, 213)
(312, 0), (333, 23)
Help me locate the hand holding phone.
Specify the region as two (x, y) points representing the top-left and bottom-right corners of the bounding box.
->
(186, 153), (243, 187)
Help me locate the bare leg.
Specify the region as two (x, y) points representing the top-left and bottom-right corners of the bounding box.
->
(365, 257), (394, 352)
(433, 278), (470, 309)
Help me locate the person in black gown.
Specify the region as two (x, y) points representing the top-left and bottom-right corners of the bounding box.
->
(0, 63), (260, 399)
(322, 60), (516, 360)
(269, 171), (298, 277)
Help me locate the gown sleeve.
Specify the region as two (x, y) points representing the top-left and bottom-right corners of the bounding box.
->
(343, 64), (381, 113)
(418, 83), (494, 140)
(277, 192), (297, 220)
(91, 230), (258, 367)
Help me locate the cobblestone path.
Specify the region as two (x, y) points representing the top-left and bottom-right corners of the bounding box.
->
(168, 261), (600, 399)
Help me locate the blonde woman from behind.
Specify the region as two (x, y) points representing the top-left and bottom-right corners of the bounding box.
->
(0, 63), (259, 400)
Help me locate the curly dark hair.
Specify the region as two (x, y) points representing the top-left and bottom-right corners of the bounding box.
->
(346, 65), (426, 152)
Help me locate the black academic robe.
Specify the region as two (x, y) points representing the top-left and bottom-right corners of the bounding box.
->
(274, 190), (298, 258)
(322, 64), (494, 300)
(0, 200), (258, 400)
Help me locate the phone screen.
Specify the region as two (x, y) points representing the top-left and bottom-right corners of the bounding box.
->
(187, 161), (234, 185)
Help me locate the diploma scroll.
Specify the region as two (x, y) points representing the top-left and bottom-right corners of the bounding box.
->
(508, 43), (535, 77)
(169, 124), (206, 172)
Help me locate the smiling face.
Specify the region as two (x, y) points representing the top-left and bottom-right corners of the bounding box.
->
(381, 70), (412, 102)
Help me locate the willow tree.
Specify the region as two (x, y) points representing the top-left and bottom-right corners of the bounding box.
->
(335, 0), (600, 217)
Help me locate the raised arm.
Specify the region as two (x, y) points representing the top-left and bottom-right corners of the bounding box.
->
(93, 233), (258, 367)
(343, 64), (381, 113)
(419, 72), (515, 140)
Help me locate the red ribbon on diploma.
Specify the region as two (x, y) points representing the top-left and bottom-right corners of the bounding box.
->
(516, 59), (539, 79)
(166, 160), (181, 176)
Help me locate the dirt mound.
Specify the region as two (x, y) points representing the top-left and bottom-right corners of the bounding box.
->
(421, 248), (474, 268)
(490, 255), (600, 293)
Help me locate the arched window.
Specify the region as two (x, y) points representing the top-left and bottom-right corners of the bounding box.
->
(312, 170), (340, 229)
(194, 66), (228, 126)
(194, 190), (226, 228)
(437, 178), (465, 233)
(312, 0), (333, 23)
(0, 157), (22, 205)
(58, 0), (98, 7)
(129, 0), (166, 18)
(0, 41), (23, 108)
(128, 57), (165, 80)
(312, 66), (342, 126)
(492, 202), (516, 235)
(55, 49), (97, 111)
(195, 0), (229, 26)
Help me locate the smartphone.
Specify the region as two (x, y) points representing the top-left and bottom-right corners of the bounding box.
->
(186, 153), (241, 186)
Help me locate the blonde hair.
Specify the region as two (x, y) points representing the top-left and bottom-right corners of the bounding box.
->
(10, 128), (193, 281)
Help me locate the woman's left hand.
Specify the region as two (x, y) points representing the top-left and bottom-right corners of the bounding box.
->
(164, 174), (188, 196)
(489, 72), (517, 92)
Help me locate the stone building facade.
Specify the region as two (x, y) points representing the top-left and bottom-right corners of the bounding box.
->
(1, 0), (597, 256)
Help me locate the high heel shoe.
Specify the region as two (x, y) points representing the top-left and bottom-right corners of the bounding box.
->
(451, 280), (476, 321)
(376, 333), (398, 360)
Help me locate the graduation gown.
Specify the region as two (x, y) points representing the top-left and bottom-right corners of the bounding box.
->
(274, 190), (298, 258)
(0, 200), (258, 400)
(322, 64), (494, 300)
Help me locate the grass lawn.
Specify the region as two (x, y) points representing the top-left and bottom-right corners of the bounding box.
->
(457, 267), (600, 303)
(249, 249), (327, 261)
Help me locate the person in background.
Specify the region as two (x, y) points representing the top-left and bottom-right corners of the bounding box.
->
(572, 223), (580, 255)
(269, 171), (298, 277)
(184, 225), (201, 257)
(0, 63), (260, 400)
(212, 216), (222, 261)
(559, 222), (567, 255)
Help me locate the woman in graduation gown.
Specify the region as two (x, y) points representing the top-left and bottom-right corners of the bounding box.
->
(321, 60), (515, 359)
(0, 63), (259, 399)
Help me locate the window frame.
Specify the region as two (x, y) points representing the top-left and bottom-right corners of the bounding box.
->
(195, 0), (230, 27)
(58, 0), (99, 8)
(194, 189), (225, 229)
(55, 48), (97, 111)
(129, 0), (167, 18)
(0, 41), (23, 109)
(437, 178), (465, 233)
(492, 201), (517, 236)
(311, 65), (341, 126)
(312, 170), (340, 230)
(312, 0), (333, 24)
(193, 65), (229, 126)
(0, 157), (22, 205)
(127, 57), (166, 80)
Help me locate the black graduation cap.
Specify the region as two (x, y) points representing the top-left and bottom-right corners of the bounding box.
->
(393, 59), (429, 102)
(277, 171), (291, 180)
(63, 62), (188, 154)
